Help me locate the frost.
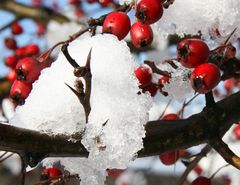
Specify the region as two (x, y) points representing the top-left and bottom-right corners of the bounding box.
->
(156, 0), (240, 41)
(10, 34), (152, 185)
(119, 0), (134, 5)
(161, 61), (194, 102)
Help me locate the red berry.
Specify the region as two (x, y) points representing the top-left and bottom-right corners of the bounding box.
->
(194, 164), (203, 175)
(25, 44), (40, 56)
(16, 47), (27, 58)
(16, 57), (42, 84)
(36, 22), (46, 36)
(190, 63), (221, 94)
(102, 12), (131, 40)
(134, 65), (152, 85)
(106, 168), (124, 180)
(136, 0), (163, 24)
(142, 83), (158, 96)
(99, 0), (113, 7)
(6, 70), (17, 82)
(87, 0), (98, 3)
(159, 151), (179, 165)
(32, 0), (42, 6)
(68, 0), (80, 5)
(224, 78), (235, 93)
(4, 55), (18, 69)
(41, 168), (62, 180)
(159, 76), (169, 85)
(191, 176), (211, 185)
(130, 22), (153, 49)
(162, 113), (179, 120)
(11, 22), (23, 35)
(233, 123), (240, 140)
(225, 44), (236, 59)
(177, 39), (210, 68)
(4, 37), (17, 50)
(10, 80), (32, 105)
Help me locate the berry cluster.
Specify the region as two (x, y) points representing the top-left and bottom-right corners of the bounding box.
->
(177, 38), (221, 94)
(3, 21), (51, 106)
(102, 0), (165, 49)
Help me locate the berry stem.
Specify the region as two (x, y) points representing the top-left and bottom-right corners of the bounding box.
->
(205, 91), (215, 107)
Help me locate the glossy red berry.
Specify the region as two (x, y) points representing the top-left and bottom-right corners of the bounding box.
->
(10, 80), (32, 105)
(11, 22), (23, 35)
(191, 176), (211, 185)
(134, 65), (152, 85)
(177, 39), (210, 68)
(130, 22), (153, 49)
(25, 44), (40, 56)
(159, 151), (179, 165)
(106, 168), (124, 180)
(233, 123), (240, 140)
(102, 12), (130, 40)
(136, 0), (163, 25)
(162, 113), (179, 120)
(99, 0), (113, 7)
(41, 168), (62, 180)
(4, 55), (18, 69)
(6, 70), (17, 82)
(16, 57), (42, 84)
(16, 47), (27, 58)
(4, 37), (17, 50)
(190, 63), (221, 94)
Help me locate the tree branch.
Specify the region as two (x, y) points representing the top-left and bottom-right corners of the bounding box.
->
(0, 91), (239, 167)
(0, 1), (70, 23)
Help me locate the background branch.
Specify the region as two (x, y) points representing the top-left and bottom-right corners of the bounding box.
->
(0, 1), (70, 23)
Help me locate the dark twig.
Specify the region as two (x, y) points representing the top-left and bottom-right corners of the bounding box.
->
(0, 17), (22, 32)
(158, 99), (172, 119)
(144, 60), (171, 77)
(210, 138), (240, 169)
(178, 145), (212, 185)
(0, 152), (14, 163)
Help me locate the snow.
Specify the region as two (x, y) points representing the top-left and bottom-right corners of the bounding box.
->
(155, 0), (240, 42)
(10, 34), (152, 185)
(155, 61), (194, 102)
(115, 170), (147, 185)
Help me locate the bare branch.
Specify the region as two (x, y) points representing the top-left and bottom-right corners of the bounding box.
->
(210, 138), (240, 169)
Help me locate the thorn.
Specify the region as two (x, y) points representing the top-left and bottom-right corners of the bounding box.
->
(86, 48), (93, 68)
(102, 119), (109, 126)
(65, 83), (83, 98)
(61, 44), (80, 68)
(224, 27), (238, 45)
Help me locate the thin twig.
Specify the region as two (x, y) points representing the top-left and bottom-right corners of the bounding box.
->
(210, 138), (240, 169)
(178, 145), (212, 185)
